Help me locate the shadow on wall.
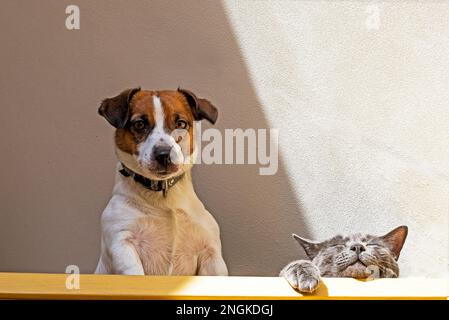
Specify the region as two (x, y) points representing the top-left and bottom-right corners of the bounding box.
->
(0, 0), (308, 275)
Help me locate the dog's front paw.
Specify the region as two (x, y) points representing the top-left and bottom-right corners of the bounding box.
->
(280, 260), (322, 293)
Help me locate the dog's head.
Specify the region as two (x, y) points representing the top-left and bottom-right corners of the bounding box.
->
(98, 88), (217, 180)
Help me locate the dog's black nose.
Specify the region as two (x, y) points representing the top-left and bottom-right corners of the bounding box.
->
(350, 244), (366, 255)
(154, 146), (172, 167)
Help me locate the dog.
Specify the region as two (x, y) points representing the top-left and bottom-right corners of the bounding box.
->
(95, 87), (228, 276)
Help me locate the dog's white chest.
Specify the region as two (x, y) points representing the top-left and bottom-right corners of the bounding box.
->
(126, 208), (213, 275)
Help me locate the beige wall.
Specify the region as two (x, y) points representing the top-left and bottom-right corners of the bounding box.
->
(0, 0), (447, 277)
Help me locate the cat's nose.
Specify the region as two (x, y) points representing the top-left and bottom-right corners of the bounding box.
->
(350, 244), (366, 255)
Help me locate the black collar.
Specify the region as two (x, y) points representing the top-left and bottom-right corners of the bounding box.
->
(119, 164), (185, 197)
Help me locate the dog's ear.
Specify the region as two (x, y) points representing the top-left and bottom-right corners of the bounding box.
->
(98, 87), (141, 128)
(178, 88), (218, 124)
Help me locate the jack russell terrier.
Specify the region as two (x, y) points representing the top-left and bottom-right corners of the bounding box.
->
(95, 88), (228, 276)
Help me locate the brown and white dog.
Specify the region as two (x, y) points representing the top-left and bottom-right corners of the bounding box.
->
(95, 88), (228, 276)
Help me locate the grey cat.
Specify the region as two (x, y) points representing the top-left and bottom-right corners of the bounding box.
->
(280, 225), (408, 292)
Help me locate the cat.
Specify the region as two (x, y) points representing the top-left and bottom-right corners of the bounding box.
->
(280, 225), (408, 292)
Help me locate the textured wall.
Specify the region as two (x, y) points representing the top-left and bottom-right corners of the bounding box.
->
(223, 0), (449, 277)
(0, 0), (447, 277)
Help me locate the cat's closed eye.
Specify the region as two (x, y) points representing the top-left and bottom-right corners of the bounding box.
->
(366, 242), (381, 248)
(331, 244), (345, 248)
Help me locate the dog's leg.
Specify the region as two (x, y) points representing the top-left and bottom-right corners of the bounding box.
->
(197, 250), (228, 276)
(109, 232), (145, 275)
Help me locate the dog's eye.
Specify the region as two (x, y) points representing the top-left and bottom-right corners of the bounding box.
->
(133, 120), (146, 131)
(176, 119), (188, 130)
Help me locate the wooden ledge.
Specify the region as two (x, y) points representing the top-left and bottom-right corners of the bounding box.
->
(0, 273), (447, 300)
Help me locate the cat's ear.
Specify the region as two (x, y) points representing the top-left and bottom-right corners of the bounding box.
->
(292, 234), (322, 260)
(379, 226), (408, 260)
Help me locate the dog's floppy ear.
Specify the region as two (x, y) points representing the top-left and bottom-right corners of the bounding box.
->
(178, 88), (218, 124)
(98, 87), (141, 128)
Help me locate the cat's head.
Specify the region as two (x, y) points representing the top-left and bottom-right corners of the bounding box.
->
(293, 226), (408, 279)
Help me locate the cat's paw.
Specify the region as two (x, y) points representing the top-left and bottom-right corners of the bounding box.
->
(280, 260), (322, 293)
(296, 273), (321, 292)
